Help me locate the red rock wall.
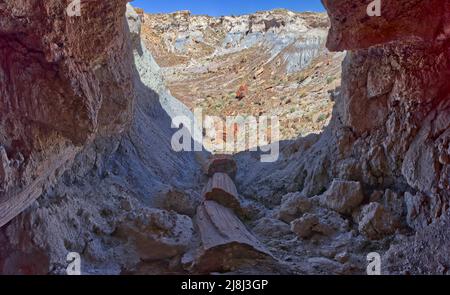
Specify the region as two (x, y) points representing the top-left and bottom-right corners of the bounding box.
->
(0, 0), (133, 227)
(322, 0), (449, 206)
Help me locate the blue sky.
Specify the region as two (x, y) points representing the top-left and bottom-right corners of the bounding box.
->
(131, 0), (325, 16)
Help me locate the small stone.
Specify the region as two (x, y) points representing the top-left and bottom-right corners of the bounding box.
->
(236, 83), (249, 100)
(253, 217), (292, 238)
(335, 252), (350, 263)
(120, 198), (132, 211)
(291, 214), (319, 239)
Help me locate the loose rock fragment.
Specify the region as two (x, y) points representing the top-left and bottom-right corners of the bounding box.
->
(154, 187), (201, 217)
(236, 83), (249, 100)
(253, 217), (292, 238)
(117, 208), (194, 261)
(276, 192), (312, 223)
(291, 213), (319, 238)
(290, 209), (349, 239)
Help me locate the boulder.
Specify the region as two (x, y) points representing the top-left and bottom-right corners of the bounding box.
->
(320, 179), (364, 214)
(153, 187), (201, 217)
(117, 208), (194, 261)
(276, 192), (312, 223)
(358, 202), (398, 240)
(290, 210), (349, 239)
(290, 214), (319, 239)
(253, 217), (292, 238)
(236, 83), (249, 100)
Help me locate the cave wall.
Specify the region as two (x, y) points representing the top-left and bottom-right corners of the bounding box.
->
(321, 0), (450, 273)
(322, 0), (449, 216)
(235, 0), (449, 274)
(0, 4), (204, 275)
(0, 0), (133, 227)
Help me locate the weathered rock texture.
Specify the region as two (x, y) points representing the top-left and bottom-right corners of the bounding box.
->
(0, 3), (203, 274)
(0, 0), (132, 227)
(235, 0), (449, 274)
(190, 200), (272, 273)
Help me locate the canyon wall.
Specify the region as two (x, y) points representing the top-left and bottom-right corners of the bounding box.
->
(141, 10), (343, 142)
(236, 0), (449, 274)
(141, 10), (329, 69)
(0, 0), (133, 227)
(0, 3), (203, 274)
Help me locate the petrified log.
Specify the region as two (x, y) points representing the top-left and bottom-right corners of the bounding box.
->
(205, 154), (237, 179)
(191, 200), (272, 273)
(236, 83), (248, 100)
(202, 173), (243, 215)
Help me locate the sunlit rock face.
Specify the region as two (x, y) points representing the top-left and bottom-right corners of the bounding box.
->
(303, 0), (450, 273)
(321, 0), (449, 201)
(141, 9), (329, 73)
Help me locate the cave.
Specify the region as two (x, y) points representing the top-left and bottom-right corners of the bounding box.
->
(0, 0), (449, 276)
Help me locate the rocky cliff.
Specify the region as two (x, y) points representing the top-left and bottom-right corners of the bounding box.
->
(0, 0), (133, 228)
(0, 3), (203, 274)
(236, 0), (450, 274)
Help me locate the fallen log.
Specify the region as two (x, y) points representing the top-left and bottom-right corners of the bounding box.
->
(189, 200), (273, 273)
(205, 154), (237, 179)
(202, 173), (243, 215)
